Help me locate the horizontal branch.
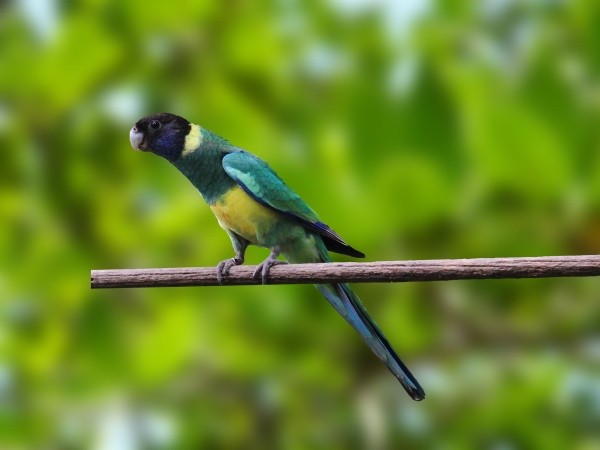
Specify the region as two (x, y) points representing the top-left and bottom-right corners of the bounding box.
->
(91, 255), (600, 289)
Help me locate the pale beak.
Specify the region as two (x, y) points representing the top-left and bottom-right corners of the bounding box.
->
(129, 126), (145, 150)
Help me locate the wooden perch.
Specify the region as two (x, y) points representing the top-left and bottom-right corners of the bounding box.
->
(91, 255), (600, 289)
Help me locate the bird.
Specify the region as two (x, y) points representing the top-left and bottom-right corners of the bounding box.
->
(129, 112), (425, 401)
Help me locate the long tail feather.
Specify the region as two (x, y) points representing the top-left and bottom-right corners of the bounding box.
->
(315, 283), (425, 401)
(285, 236), (425, 400)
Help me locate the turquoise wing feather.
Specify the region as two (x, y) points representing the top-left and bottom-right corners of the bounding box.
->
(222, 151), (364, 258)
(222, 151), (319, 221)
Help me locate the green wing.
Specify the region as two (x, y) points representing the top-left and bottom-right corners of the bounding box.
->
(222, 151), (364, 258)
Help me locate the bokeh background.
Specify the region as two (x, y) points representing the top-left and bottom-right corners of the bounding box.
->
(2, 0), (600, 448)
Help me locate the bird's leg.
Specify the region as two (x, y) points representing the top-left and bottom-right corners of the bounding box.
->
(217, 232), (249, 284)
(253, 248), (288, 285)
(216, 253), (245, 284)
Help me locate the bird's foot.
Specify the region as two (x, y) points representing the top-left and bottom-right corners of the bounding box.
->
(253, 254), (287, 285)
(216, 256), (243, 284)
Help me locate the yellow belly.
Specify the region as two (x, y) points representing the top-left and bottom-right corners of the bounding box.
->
(210, 186), (278, 244)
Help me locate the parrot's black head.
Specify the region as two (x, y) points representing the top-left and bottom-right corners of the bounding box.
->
(130, 113), (191, 162)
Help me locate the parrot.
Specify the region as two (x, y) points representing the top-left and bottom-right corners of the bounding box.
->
(129, 112), (425, 401)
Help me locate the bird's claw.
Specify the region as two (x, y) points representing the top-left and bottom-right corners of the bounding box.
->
(253, 258), (287, 285)
(216, 257), (242, 284)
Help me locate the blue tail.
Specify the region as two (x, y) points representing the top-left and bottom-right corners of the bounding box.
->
(285, 237), (425, 400)
(315, 283), (425, 400)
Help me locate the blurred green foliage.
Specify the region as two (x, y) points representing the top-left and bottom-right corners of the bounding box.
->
(1, 0), (600, 448)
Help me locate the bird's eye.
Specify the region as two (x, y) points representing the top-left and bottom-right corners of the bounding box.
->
(150, 120), (160, 130)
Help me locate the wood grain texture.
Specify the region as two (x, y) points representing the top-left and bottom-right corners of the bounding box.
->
(91, 255), (600, 289)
